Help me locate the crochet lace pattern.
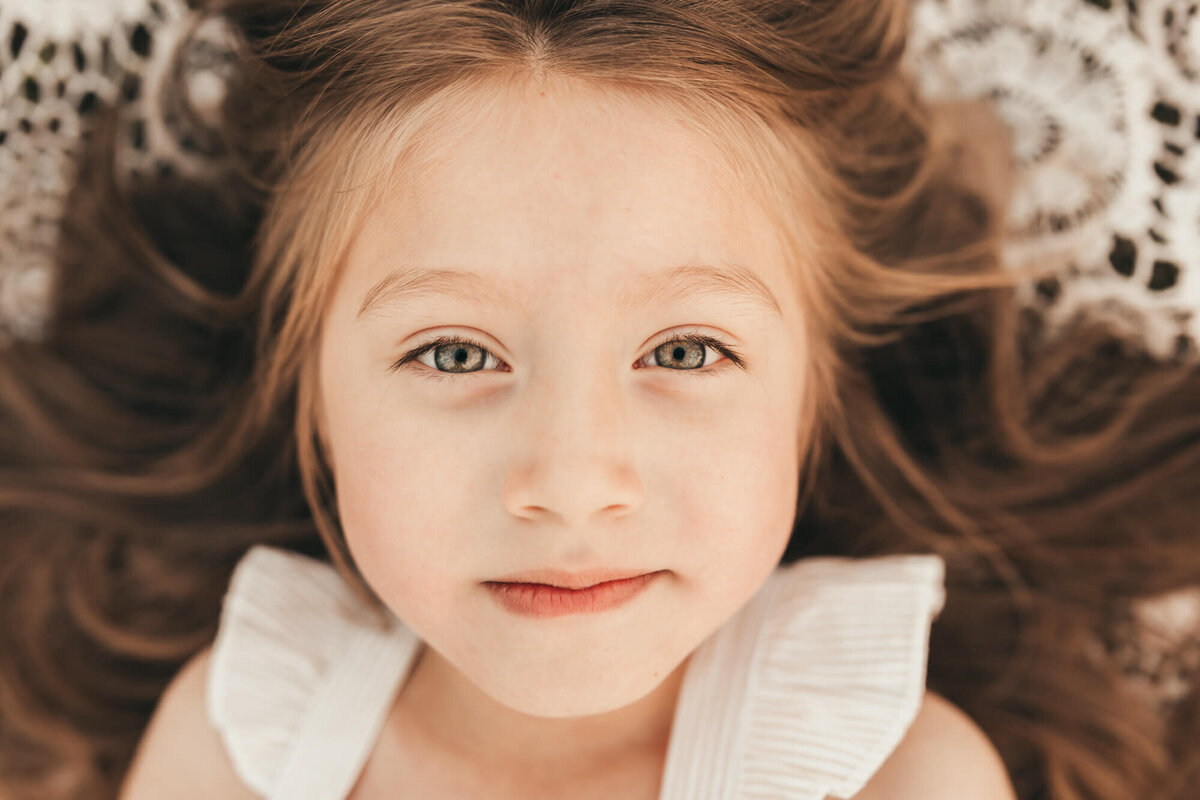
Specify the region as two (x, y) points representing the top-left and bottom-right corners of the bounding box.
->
(0, 0), (231, 345)
(1, 0), (1196, 709)
(907, 0), (1200, 365)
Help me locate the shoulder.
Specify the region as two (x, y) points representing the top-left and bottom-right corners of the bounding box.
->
(848, 690), (1016, 800)
(118, 645), (260, 800)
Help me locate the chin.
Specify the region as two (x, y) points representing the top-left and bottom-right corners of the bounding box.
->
(479, 659), (673, 719)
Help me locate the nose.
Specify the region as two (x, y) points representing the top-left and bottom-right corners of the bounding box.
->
(502, 366), (643, 527)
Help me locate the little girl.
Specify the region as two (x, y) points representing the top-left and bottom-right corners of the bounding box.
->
(3, 0), (1199, 799)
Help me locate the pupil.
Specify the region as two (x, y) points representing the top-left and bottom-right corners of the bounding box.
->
(455, 348), (468, 363)
(673, 346), (685, 360)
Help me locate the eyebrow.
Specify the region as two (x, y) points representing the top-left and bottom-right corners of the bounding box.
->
(356, 262), (782, 320)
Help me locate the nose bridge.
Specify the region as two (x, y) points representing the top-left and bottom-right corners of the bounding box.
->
(504, 350), (642, 526)
(543, 361), (625, 461)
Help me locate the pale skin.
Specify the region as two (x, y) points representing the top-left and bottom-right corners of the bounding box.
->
(118, 75), (1018, 799)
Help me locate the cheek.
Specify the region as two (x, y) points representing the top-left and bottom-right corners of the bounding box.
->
(320, 374), (471, 621)
(335, 446), (438, 604)
(668, 390), (802, 576)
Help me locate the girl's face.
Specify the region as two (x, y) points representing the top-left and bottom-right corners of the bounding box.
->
(317, 78), (809, 718)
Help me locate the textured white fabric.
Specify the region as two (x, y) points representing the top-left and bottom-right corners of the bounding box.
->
(0, 0), (234, 344)
(905, 0), (1200, 365)
(657, 555), (946, 800)
(1108, 586), (1200, 706)
(206, 546), (422, 800)
(206, 544), (945, 800)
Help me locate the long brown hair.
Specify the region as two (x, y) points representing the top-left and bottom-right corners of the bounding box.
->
(2, 0), (1198, 798)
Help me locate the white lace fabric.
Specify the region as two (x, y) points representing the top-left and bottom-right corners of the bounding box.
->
(906, 0), (1200, 363)
(1, 0), (1196, 709)
(0, 0), (232, 344)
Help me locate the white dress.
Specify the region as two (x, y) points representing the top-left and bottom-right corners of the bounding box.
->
(205, 545), (947, 800)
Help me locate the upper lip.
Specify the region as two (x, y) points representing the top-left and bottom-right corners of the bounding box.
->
(486, 568), (660, 590)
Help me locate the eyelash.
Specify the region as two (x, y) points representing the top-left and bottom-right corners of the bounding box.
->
(389, 331), (747, 383)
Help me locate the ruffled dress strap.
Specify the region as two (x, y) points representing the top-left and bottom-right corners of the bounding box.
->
(658, 554), (947, 800)
(205, 545), (420, 800)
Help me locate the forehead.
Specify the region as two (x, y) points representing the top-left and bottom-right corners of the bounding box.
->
(342, 77), (794, 312)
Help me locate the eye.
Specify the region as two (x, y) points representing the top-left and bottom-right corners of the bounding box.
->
(390, 331), (746, 381)
(389, 335), (506, 380)
(635, 332), (746, 376)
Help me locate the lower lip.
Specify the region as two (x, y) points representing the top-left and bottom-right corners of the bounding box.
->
(485, 572), (663, 619)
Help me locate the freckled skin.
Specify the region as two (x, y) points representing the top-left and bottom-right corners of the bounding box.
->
(317, 74), (811, 780)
